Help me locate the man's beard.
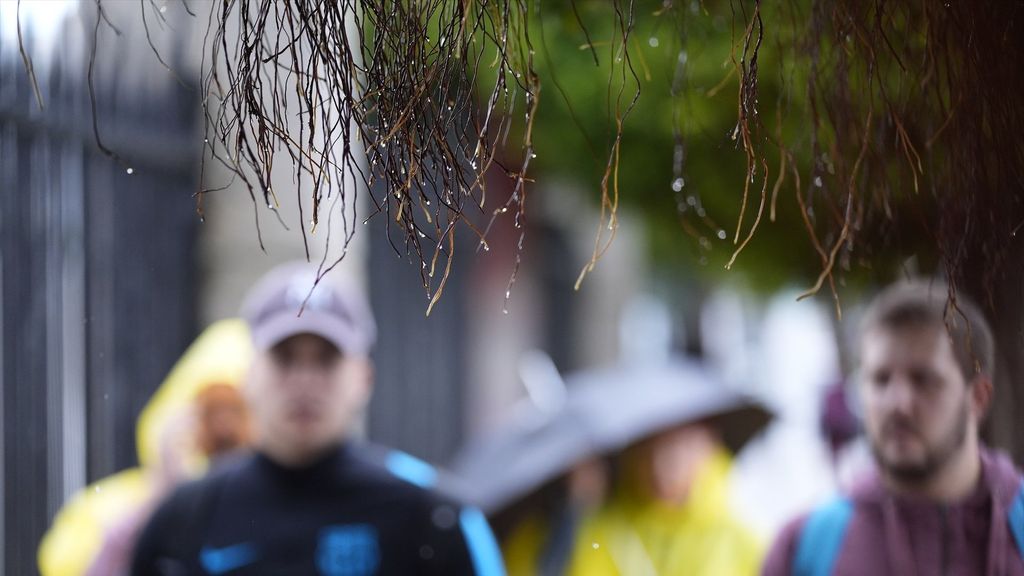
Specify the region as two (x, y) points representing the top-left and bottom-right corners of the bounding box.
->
(869, 400), (970, 485)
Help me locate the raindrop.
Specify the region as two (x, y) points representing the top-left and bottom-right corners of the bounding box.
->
(699, 256), (708, 266)
(530, 153), (537, 159)
(592, 543), (600, 550)
(686, 195), (697, 206)
(94, 486), (102, 493)
(672, 177), (685, 192)
(697, 208), (706, 217)
(159, 5), (167, 13)
(678, 51), (688, 64)
(203, 138), (209, 143)
(813, 176), (823, 187)
(648, 37), (660, 48)
(126, 167), (134, 175)
(717, 229), (727, 240)
(502, 308), (510, 315)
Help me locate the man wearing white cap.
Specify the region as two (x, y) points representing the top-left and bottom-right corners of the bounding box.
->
(131, 262), (504, 576)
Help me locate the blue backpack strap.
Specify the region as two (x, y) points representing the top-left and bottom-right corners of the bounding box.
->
(793, 497), (854, 576)
(1009, 480), (1024, 559)
(385, 449), (439, 489)
(459, 506), (507, 576)
(384, 450), (506, 575)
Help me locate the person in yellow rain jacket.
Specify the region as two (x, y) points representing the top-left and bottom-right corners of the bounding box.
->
(566, 423), (763, 576)
(37, 319), (253, 576)
(501, 457), (609, 576)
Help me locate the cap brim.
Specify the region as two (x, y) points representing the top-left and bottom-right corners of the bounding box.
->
(251, 311), (368, 356)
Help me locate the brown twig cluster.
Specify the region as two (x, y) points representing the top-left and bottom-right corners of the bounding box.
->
(14, 0), (1022, 313)
(196, 0), (546, 313)
(786, 0), (1024, 315)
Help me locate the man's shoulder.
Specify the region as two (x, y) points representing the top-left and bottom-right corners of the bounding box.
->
(762, 496), (862, 576)
(981, 446), (1024, 504)
(346, 443), (470, 507)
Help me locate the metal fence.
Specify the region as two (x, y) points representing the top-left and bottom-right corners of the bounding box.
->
(0, 27), (200, 575)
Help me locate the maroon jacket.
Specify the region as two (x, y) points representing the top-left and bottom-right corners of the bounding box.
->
(763, 447), (1024, 576)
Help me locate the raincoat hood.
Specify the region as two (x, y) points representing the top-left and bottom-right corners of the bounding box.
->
(38, 319), (252, 576)
(135, 318), (252, 469)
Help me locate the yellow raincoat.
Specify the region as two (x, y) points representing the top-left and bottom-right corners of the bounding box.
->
(565, 448), (762, 576)
(37, 319), (252, 576)
(502, 512), (551, 576)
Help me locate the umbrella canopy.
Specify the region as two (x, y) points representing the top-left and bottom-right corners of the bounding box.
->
(452, 356), (773, 517)
(565, 358), (773, 456)
(451, 400), (593, 515)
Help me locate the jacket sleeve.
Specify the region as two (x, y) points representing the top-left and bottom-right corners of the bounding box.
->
(761, 516), (806, 576)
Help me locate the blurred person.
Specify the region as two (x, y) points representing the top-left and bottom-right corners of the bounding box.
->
(38, 320), (254, 576)
(130, 262), (504, 575)
(820, 381), (859, 466)
(501, 457), (610, 576)
(194, 383), (253, 457)
(565, 421), (764, 576)
(762, 281), (1024, 576)
(86, 384), (252, 576)
(453, 350), (608, 576)
(819, 380), (874, 491)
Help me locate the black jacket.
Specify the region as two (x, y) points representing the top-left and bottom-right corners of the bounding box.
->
(130, 443), (502, 576)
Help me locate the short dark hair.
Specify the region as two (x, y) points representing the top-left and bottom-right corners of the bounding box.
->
(861, 281), (995, 381)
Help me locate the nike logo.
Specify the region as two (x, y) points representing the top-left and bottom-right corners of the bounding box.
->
(200, 543), (259, 574)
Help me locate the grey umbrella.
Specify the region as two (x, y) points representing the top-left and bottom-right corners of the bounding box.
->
(451, 351), (595, 515)
(451, 399), (593, 515)
(453, 354), (772, 516)
(564, 357), (773, 456)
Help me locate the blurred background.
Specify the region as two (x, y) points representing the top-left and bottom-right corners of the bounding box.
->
(2, 2), (1021, 575)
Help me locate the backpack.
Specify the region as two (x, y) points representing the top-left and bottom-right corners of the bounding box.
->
(793, 480), (1024, 576)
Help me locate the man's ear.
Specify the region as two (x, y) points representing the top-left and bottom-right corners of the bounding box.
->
(349, 357), (375, 409)
(970, 374), (994, 421)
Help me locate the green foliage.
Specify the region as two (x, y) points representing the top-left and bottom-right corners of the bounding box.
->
(499, 1), (829, 293)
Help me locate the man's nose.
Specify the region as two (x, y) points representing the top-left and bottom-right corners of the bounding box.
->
(885, 376), (915, 413)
